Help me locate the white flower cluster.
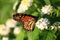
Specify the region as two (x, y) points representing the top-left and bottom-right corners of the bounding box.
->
(0, 19), (20, 36)
(0, 24), (10, 36)
(14, 27), (20, 35)
(51, 22), (60, 30)
(6, 19), (20, 35)
(41, 5), (52, 14)
(6, 19), (17, 28)
(17, 0), (32, 13)
(13, 0), (32, 13)
(36, 18), (50, 30)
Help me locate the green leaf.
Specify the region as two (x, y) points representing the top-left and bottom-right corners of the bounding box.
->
(39, 30), (56, 40)
(16, 27), (26, 40)
(0, 0), (17, 24)
(27, 27), (40, 40)
(44, 0), (51, 5)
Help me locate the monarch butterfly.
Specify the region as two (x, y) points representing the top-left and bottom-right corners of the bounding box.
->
(13, 13), (38, 31)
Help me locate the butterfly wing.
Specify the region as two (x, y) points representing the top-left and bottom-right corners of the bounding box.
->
(13, 13), (37, 31)
(23, 18), (35, 31)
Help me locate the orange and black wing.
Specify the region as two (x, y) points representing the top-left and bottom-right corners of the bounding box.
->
(23, 18), (35, 31)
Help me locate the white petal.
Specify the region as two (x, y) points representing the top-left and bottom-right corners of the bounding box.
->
(41, 5), (52, 14)
(13, 1), (18, 10)
(14, 27), (20, 35)
(21, 0), (32, 7)
(58, 26), (60, 28)
(0, 24), (6, 34)
(6, 19), (17, 28)
(2, 37), (9, 40)
(51, 26), (54, 30)
(0, 27), (10, 35)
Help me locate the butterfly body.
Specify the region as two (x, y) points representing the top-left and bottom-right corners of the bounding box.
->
(13, 13), (38, 31)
